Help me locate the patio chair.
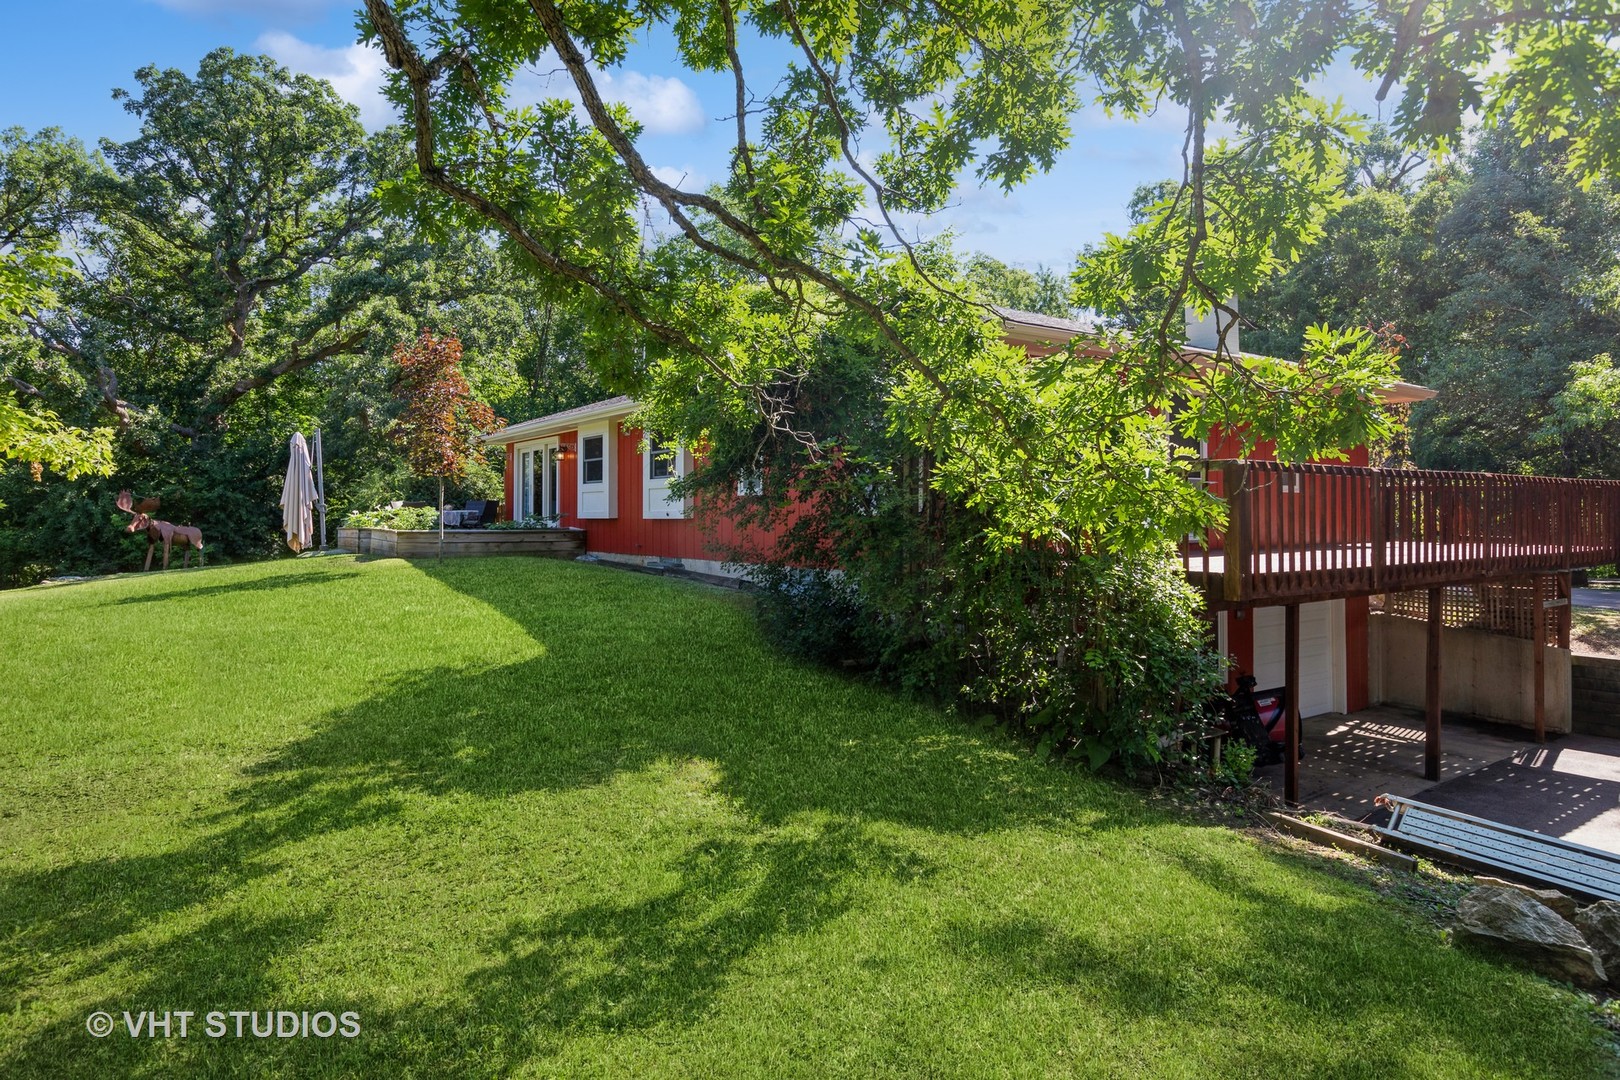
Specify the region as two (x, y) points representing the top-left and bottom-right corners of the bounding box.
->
(462, 500), (498, 528)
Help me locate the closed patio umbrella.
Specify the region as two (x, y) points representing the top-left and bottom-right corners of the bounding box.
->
(281, 432), (316, 552)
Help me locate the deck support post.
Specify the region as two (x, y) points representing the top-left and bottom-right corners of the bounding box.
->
(1533, 575), (1548, 743)
(1426, 586), (1443, 782)
(1284, 603), (1301, 805)
(1221, 462), (1248, 603)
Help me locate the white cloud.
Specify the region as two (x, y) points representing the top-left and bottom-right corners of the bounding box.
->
(257, 31), (395, 130)
(597, 70), (706, 136)
(650, 164), (709, 190)
(513, 57), (706, 137)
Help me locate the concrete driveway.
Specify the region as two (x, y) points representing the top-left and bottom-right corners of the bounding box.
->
(1574, 587), (1620, 611)
(1410, 734), (1620, 855)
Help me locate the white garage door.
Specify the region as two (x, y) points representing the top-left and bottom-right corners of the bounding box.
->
(1251, 601), (1344, 718)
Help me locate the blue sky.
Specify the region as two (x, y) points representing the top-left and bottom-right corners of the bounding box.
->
(3, 0), (1395, 270)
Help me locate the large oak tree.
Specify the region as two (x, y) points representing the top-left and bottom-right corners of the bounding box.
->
(17, 49), (401, 441)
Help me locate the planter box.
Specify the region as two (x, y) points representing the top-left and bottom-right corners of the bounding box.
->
(336, 526), (586, 559)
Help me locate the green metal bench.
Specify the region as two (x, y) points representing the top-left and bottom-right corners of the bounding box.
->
(1374, 794), (1620, 902)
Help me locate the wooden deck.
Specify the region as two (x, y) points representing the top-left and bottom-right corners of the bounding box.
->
(1194, 461), (1620, 804)
(1187, 461), (1620, 608)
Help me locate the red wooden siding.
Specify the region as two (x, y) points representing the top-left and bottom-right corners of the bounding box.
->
(1346, 596), (1369, 711)
(525, 421), (764, 564)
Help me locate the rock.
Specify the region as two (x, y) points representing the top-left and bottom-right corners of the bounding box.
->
(1472, 876), (1579, 920)
(1575, 901), (1620, 980)
(1453, 886), (1607, 989)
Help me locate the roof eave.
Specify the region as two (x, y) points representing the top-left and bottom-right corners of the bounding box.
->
(482, 398), (638, 444)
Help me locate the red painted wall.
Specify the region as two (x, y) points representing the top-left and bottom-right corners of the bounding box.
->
(1345, 596), (1369, 712)
(1224, 607), (1255, 691)
(522, 420), (761, 564)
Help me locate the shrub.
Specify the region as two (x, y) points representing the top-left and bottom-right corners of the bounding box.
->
(488, 514), (559, 530)
(899, 536), (1225, 771)
(747, 535), (1224, 771)
(750, 568), (886, 670)
(343, 506), (441, 530)
(1218, 740), (1258, 786)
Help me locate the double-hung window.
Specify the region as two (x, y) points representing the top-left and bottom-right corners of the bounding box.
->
(582, 435), (605, 484)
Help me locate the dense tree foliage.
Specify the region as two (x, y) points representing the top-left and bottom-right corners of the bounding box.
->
(962, 254), (1075, 318)
(0, 128), (115, 494)
(0, 52), (602, 585)
(1246, 123), (1620, 477)
(362, 0), (1421, 554)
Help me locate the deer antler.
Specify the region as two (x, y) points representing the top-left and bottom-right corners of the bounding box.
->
(134, 496), (160, 514)
(116, 490), (133, 514)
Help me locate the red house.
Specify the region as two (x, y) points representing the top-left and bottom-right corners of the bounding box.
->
(484, 308), (1620, 801)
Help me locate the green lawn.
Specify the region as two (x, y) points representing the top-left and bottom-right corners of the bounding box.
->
(0, 556), (1612, 1078)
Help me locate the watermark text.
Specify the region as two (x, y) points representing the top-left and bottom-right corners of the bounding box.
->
(86, 1010), (360, 1039)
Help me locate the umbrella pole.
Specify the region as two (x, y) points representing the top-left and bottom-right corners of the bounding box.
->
(314, 427), (328, 553)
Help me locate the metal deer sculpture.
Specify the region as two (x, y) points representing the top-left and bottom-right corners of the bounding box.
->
(116, 490), (204, 571)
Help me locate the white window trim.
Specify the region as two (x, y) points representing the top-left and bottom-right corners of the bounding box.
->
(577, 423), (616, 519)
(643, 438), (688, 520)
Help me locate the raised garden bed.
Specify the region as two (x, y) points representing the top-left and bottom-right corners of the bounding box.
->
(337, 526), (585, 559)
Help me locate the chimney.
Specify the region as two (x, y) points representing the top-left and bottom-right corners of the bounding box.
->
(1184, 301), (1240, 356)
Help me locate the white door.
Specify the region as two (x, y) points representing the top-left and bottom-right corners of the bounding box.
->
(1251, 600), (1345, 717)
(643, 437), (686, 519)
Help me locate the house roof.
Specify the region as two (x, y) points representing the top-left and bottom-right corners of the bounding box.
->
(482, 312), (1436, 443)
(482, 394), (635, 444)
(993, 306), (1102, 342)
(991, 306), (1436, 405)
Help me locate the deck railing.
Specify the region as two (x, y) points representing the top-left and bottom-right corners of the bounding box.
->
(1186, 460), (1620, 606)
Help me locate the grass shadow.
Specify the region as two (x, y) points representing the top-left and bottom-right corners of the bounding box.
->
(106, 570), (361, 607)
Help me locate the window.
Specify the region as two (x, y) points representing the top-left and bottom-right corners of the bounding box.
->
(643, 436), (685, 519)
(518, 449), (534, 518)
(648, 438), (675, 480)
(582, 434), (605, 484)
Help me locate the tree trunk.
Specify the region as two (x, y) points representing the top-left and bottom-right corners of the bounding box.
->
(438, 476), (445, 562)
